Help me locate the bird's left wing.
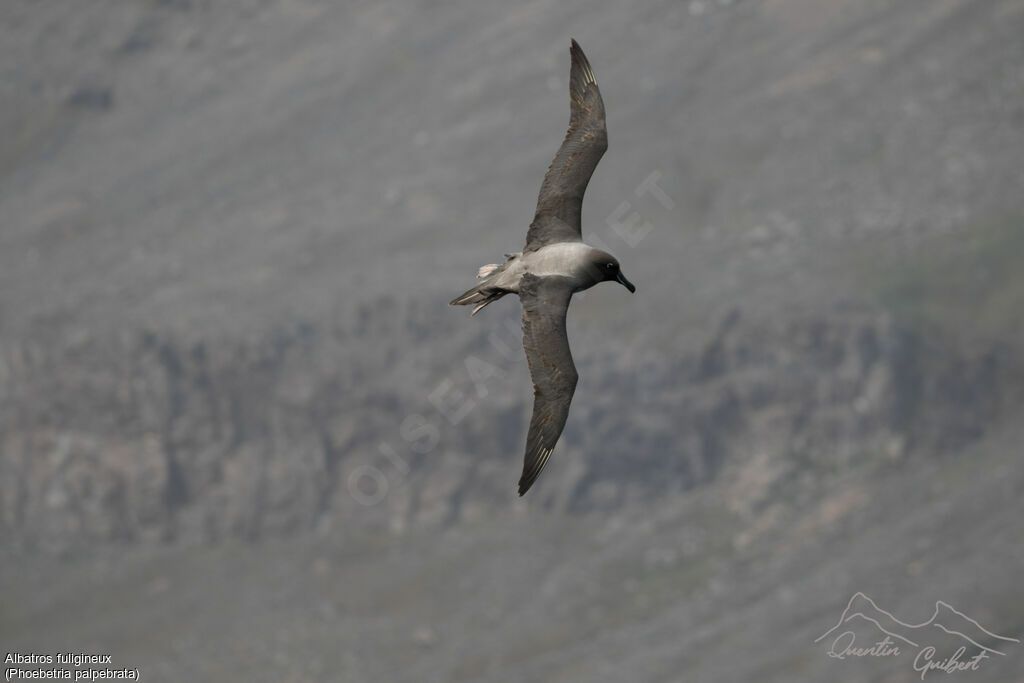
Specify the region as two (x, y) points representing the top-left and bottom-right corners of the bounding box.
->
(518, 274), (578, 495)
(523, 39), (608, 252)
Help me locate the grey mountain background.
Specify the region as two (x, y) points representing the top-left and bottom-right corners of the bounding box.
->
(2, 0), (1023, 681)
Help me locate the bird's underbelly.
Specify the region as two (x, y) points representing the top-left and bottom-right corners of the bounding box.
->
(499, 242), (594, 291)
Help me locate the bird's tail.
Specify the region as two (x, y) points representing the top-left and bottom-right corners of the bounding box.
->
(449, 253), (519, 315)
(449, 284), (508, 316)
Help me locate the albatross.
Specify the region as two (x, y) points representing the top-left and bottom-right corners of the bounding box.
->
(449, 39), (636, 496)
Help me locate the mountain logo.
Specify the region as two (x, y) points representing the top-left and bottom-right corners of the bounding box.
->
(815, 592), (1019, 678)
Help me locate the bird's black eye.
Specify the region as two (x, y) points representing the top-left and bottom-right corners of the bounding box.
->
(606, 262), (616, 271)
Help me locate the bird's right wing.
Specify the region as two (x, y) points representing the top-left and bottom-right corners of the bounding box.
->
(523, 39), (608, 252)
(518, 274), (578, 495)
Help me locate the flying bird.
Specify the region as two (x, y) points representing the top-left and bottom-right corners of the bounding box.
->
(449, 39), (636, 496)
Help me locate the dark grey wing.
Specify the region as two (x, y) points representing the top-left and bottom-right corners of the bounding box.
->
(524, 39), (608, 252)
(518, 274), (579, 495)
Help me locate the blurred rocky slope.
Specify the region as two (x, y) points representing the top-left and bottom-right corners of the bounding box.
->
(2, 0), (1023, 554)
(1, 303), (1019, 552)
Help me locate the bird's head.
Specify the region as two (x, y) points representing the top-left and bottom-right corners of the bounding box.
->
(588, 251), (636, 293)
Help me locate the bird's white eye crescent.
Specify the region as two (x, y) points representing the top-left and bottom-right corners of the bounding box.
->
(606, 262), (616, 270)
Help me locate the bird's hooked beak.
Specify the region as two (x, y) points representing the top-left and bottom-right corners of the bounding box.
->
(615, 271), (636, 293)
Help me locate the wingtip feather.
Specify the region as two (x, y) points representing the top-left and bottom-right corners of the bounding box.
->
(569, 39), (596, 86)
(518, 445), (555, 496)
